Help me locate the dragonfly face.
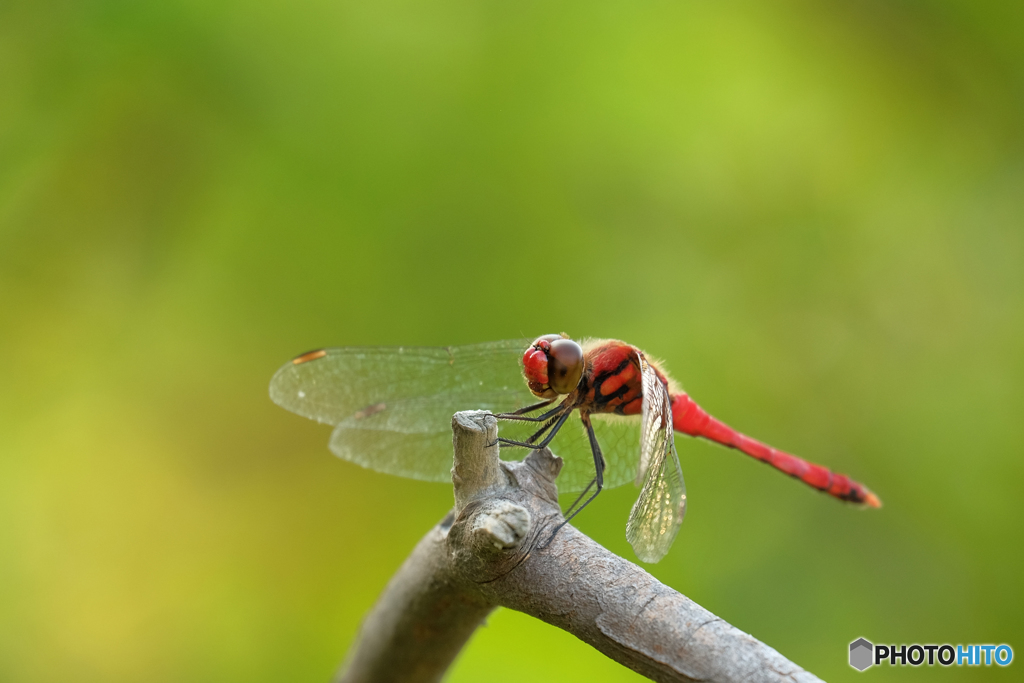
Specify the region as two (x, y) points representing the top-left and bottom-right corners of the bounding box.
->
(522, 334), (585, 398)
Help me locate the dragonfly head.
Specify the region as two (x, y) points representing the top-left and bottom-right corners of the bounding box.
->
(522, 334), (585, 398)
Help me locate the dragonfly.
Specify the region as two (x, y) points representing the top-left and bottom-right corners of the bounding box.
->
(270, 335), (881, 562)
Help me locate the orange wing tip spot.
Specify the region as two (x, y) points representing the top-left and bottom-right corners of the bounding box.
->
(863, 491), (883, 508)
(292, 349), (328, 365)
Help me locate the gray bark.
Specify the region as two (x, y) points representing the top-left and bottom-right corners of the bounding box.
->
(337, 411), (824, 683)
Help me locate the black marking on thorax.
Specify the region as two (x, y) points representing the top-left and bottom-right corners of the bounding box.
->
(614, 396), (642, 415)
(590, 357), (634, 408)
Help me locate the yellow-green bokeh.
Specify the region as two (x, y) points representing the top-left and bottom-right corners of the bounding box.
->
(2, 1), (1022, 681)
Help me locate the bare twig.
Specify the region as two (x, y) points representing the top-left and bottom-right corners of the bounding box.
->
(336, 411), (824, 683)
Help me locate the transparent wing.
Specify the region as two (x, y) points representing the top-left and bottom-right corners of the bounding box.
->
(270, 339), (644, 492)
(270, 341), (536, 480)
(625, 353), (687, 563)
(329, 391), (527, 482)
(270, 340), (532, 426)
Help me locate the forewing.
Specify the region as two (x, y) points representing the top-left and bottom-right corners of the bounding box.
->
(625, 354), (687, 563)
(270, 340), (532, 426)
(270, 341), (536, 480)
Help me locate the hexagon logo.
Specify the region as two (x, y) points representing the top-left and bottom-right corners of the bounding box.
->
(849, 638), (874, 671)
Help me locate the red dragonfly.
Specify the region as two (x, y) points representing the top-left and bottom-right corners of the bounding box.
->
(270, 335), (880, 562)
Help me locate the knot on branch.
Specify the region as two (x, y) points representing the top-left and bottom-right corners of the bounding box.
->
(471, 500), (531, 550)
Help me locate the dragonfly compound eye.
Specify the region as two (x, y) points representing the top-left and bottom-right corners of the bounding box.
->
(523, 344), (552, 397)
(547, 338), (584, 394)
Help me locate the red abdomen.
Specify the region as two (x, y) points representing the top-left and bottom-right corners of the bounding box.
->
(671, 392), (881, 507)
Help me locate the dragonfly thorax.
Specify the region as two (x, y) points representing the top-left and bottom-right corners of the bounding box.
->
(522, 334), (585, 398)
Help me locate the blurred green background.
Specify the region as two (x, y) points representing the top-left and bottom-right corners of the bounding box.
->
(2, 0), (1022, 681)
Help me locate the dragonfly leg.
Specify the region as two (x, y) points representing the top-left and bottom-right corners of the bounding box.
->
(560, 477), (597, 522)
(494, 402), (565, 423)
(493, 413), (558, 449)
(493, 399), (554, 419)
(496, 410), (572, 450)
(563, 414), (606, 522)
(540, 414), (605, 548)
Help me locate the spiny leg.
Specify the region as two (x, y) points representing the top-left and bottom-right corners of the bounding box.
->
(542, 413), (605, 546)
(488, 408), (562, 450)
(510, 398), (554, 415)
(495, 413), (559, 449)
(562, 414), (605, 523)
(493, 398), (555, 421)
(560, 477), (597, 522)
(497, 409), (572, 450)
(494, 402), (565, 424)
